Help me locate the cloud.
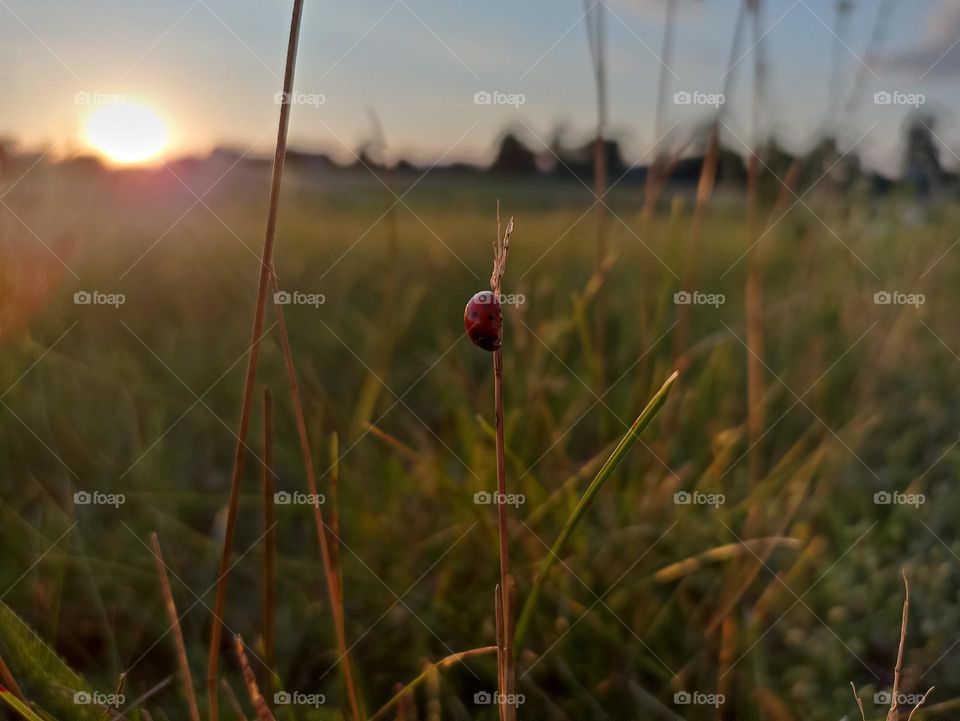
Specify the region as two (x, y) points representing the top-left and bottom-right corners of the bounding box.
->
(881, 1), (960, 79)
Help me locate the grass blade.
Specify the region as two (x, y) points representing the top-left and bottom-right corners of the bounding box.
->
(0, 689), (45, 721)
(514, 370), (679, 648)
(206, 3), (305, 720)
(366, 647), (498, 721)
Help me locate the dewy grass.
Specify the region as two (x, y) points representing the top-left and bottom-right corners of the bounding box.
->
(514, 369), (679, 648)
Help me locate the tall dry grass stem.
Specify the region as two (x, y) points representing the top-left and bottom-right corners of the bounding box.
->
(270, 271), (363, 721)
(206, 3), (305, 720)
(850, 571), (933, 721)
(491, 207), (517, 721)
(150, 533), (201, 721)
(233, 636), (276, 721)
(642, 0), (677, 228)
(260, 388), (276, 697)
(584, 0), (609, 382)
(673, 0), (747, 367)
(745, 0), (766, 487)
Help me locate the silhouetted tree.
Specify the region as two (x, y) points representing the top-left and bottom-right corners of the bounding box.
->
(903, 114), (944, 198)
(490, 133), (538, 175)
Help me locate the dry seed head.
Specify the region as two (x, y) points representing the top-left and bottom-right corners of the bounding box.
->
(491, 201), (514, 296)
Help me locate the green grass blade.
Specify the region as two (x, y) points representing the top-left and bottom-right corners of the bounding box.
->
(0, 602), (98, 721)
(514, 370), (679, 649)
(0, 689), (49, 721)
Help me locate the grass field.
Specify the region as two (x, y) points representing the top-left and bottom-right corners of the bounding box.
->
(2, 160), (960, 720)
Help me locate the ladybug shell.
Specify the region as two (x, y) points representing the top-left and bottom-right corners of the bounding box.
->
(464, 291), (502, 352)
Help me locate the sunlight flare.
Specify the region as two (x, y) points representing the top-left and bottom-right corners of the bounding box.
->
(83, 102), (170, 165)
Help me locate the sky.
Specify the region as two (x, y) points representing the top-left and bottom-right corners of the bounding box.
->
(0, 0), (958, 175)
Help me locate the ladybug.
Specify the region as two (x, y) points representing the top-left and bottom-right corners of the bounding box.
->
(464, 291), (502, 351)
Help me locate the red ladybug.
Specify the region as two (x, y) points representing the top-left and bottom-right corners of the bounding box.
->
(464, 291), (502, 351)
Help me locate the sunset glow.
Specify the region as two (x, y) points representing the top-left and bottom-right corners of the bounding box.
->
(83, 102), (170, 165)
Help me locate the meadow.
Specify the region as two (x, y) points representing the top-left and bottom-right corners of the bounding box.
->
(1, 154), (959, 721)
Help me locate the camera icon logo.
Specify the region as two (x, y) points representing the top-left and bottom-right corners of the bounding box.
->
(673, 491), (691, 505)
(273, 291), (292, 305)
(474, 491), (492, 504)
(673, 291), (691, 305)
(674, 91), (692, 105)
(874, 91), (892, 105)
(874, 491), (892, 505)
(874, 691), (891, 705)
(474, 691), (493, 704)
(674, 691), (692, 705)
(73, 691), (92, 704)
(274, 691), (291, 705)
(474, 91), (492, 105)
(74, 291), (92, 305)
(874, 291), (892, 305)
(274, 491), (292, 505)
(74, 491), (92, 505)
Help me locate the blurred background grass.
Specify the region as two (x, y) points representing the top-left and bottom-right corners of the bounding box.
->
(2, 162), (960, 720)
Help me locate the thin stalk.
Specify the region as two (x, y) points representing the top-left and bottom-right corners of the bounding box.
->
(514, 370), (679, 648)
(330, 431), (343, 605)
(495, 585), (506, 721)
(642, 0), (677, 228)
(221, 679), (250, 721)
(490, 209), (516, 721)
(234, 636), (276, 721)
(585, 0), (609, 385)
(745, 0), (765, 486)
(0, 653), (24, 703)
(206, 3), (305, 718)
(493, 349), (516, 720)
(673, 0), (748, 366)
(0, 689), (45, 721)
(270, 272), (363, 721)
(366, 647), (498, 721)
(890, 571), (908, 721)
(150, 533), (201, 721)
(261, 388), (276, 697)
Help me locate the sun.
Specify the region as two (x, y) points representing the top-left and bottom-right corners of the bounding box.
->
(83, 102), (170, 166)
